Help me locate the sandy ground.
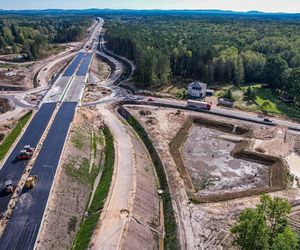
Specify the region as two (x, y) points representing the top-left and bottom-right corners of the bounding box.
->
(286, 153), (300, 179)
(0, 113), (23, 144)
(24, 90), (48, 105)
(0, 64), (28, 87)
(90, 106), (135, 250)
(36, 108), (104, 250)
(182, 126), (269, 195)
(83, 85), (112, 103)
(126, 105), (300, 249)
(89, 55), (111, 85)
(0, 98), (13, 114)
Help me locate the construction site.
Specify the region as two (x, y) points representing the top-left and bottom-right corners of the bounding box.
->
(124, 104), (300, 248)
(1, 14), (300, 250)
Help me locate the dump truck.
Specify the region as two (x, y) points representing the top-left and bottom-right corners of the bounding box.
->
(25, 176), (37, 189)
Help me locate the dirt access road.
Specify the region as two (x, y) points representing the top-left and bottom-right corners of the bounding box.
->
(91, 105), (135, 250)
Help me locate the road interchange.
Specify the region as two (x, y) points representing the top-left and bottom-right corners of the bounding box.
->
(0, 16), (299, 250)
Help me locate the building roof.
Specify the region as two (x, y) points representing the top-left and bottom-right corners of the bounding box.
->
(188, 81), (206, 90)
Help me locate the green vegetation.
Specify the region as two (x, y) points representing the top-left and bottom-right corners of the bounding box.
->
(124, 113), (180, 249)
(105, 15), (300, 114)
(239, 84), (300, 120)
(0, 110), (32, 161)
(71, 130), (85, 150)
(72, 126), (115, 250)
(0, 15), (92, 60)
(65, 157), (93, 185)
(231, 194), (298, 250)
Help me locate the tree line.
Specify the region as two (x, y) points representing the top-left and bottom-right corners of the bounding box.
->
(0, 15), (92, 60)
(104, 15), (300, 105)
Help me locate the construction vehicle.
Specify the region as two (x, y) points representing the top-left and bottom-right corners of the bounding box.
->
(25, 176), (37, 189)
(187, 100), (212, 110)
(5, 179), (15, 193)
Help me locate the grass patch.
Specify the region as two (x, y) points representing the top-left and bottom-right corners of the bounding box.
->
(65, 157), (93, 185)
(68, 216), (78, 234)
(216, 84), (300, 121)
(121, 109), (180, 250)
(254, 86), (300, 120)
(0, 110), (32, 161)
(71, 130), (85, 150)
(72, 125), (115, 250)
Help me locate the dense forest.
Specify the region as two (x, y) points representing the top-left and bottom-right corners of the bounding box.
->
(0, 15), (92, 60)
(104, 15), (300, 104)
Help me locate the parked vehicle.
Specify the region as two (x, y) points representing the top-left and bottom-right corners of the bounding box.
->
(263, 118), (272, 123)
(187, 100), (212, 110)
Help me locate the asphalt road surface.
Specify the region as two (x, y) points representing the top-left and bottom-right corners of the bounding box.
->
(0, 103), (56, 213)
(62, 52), (85, 77)
(76, 53), (93, 76)
(0, 102), (77, 250)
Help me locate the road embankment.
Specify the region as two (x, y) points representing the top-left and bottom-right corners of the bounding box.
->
(117, 106), (180, 250)
(0, 110), (32, 161)
(72, 125), (115, 250)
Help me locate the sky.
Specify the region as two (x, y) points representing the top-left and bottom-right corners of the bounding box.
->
(0, 0), (299, 13)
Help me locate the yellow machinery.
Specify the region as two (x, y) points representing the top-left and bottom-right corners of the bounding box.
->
(25, 176), (37, 189)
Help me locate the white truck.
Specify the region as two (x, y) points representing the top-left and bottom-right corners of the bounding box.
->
(187, 100), (212, 110)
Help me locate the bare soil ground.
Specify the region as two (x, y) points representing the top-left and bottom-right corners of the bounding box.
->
(182, 126), (269, 195)
(89, 55), (111, 85)
(0, 113), (22, 144)
(125, 105), (300, 249)
(83, 85), (111, 103)
(0, 98), (13, 114)
(36, 108), (104, 250)
(25, 90), (47, 105)
(0, 64), (29, 87)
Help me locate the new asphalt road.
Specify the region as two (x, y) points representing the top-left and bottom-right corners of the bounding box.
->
(0, 102), (77, 250)
(0, 103), (56, 213)
(63, 52), (85, 77)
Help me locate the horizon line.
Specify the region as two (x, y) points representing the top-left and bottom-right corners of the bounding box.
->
(0, 8), (299, 15)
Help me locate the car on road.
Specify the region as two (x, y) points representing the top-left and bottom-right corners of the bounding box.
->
(17, 145), (35, 160)
(263, 118), (272, 123)
(147, 97), (154, 101)
(17, 150), (33, 160)
(24, 145), (35, 153)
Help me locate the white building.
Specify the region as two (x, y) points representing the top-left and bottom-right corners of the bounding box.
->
(188, 81), (207, 99)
